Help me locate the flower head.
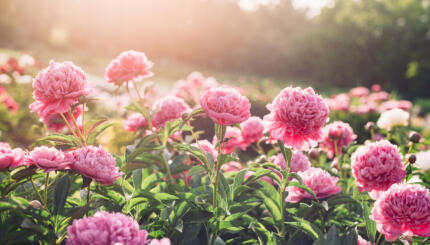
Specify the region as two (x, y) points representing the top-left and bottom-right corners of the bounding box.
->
(30, 61), (91, 117)
(377, 108), (409, 130)
(320, 121), (357, 158)
(105, 50), (153, 85)
(263, 87), (329, 150)
(370, 184), (430, 241)
(148, 238), (171, 245)
(200, 87), (251, 125)
(192, 140), (218, 161)
(351, 140), (405, 199)
(123, 113), (148, 132)
(414, 150), (430, 171)
(213, 127), (246, 154)
(0, 143), (26, 170)
(69, 146), (123, 185)
(152, 96), (189, 128)
(349, 86), (369, 97)
(67, 211), (148, 245)
(273, 151), (311, 173)
(240, 116), (264, 145)
(28, 146), (70, 172)
(285, 167), (341, 203)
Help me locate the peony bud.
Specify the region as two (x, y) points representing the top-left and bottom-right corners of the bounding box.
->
(408, 154), (416, 164)
(309, 149), (320, 160)
(365, 121), (375, 132)
(29, 200), (42, 209)
(409, 132), (421, 144)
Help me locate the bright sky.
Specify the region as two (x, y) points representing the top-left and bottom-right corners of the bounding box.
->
(238, 0), (333, 16)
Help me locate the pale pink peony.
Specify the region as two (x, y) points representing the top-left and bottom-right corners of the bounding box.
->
(152, 96), (189, 128)
(67, 211), (148, 245)
(351, 140), (405, 199)
(240, 116), (264, 145)
(221, 161), (242, 172)
(27, 146), (71, 172)
(320, 121), (357, 158)
(370, 184), (430, 241)
(30, 61), (91, 117)
(69, 146), (123, 185)
(357, 235), (371, 245)
(285, 167), (341, 203)
(104, 50), (153, 85)
(272, 151), (311, 173)
(41, 106), (82, 132)
(379, 100), (412, 112)
(325, 93), (350, 112)
(173, 72), (218, 103)
(123, 113), (148, 132)
(0, 143), (26, 170)
(366, 91), (389, 103)
(200, 87), (251, 125)
(213, 127), (246, 154)
(263, 87), (329, 150)
(148, 238), (171, 245)
(349, 86), (369, 97)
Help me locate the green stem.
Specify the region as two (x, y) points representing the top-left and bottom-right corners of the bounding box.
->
(68, 110), (86, 146)
(60, 113), (80, 142)
(161, 151), (174, 182)
(132, 81), (144, 101)
(30, 176), (44, 205)
(86, 182), (91, 215)
(376, 232), (383, 245)
(44, 173), (50, 205)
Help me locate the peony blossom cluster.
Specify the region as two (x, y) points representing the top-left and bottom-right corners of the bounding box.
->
(285, 167), (341, 203)
(320, 121), (357, 158)
(351, 140), (405, 199)
(152, 96), (189, 128)
(0, 143), (26, 170)
(377, 108), (409, 130)
(105, 50), (153, 85)
(68, 146), (123, 185)
(67, 211), (148, 245)
(370, 184), (430, 241)
(200, 87), (251, 125)
(30, 60), (91, 117)
(123, 113), (148, 132)
(264, 87), (329, 150)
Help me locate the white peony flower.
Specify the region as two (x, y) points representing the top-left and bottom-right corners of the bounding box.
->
(414, 150), (430, 171)
(377, 108), (409, 130)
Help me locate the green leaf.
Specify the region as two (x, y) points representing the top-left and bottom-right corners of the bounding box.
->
(153, 193), (179, 201)
(141, 173), (163, 190)
(132, 169), (142, 191)
(287, 181), (317, 200)
(362, 199), (376, 243)
(286, 216), (322, 240)
(187, 165), (206, 176)
(257, 190), (282, 225)
(87, 122), (114, 144)
(53, 174), (70, 215)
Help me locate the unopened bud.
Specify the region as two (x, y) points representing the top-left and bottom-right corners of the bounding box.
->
(181, 112), (190, 121)
(329, 130), (343, 140)
(408, 154), (416, 164)
(409, 132), (421, 144)
(365, 121), (375, 132)
(29, 200), (42, 209)
(309, 149), (319, 160)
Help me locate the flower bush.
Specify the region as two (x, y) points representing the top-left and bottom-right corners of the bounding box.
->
(0, 51), (429, 245)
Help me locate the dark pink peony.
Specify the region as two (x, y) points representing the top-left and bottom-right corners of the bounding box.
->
(30, 61), (91, 117)
(0, 143), (26, 170)
(200, 87), (251, 125)
(69, 146), (123, 185)
(285, 167), (341, 203)
(370, 184), (430, 241)
(28, 146), (71, 172)
(351, 140), (405, 199)
(263, 87), (329, 150)
(320, 121), (357, 158)
(152, 96), (189, 128)
(67, 211), (148, 245)
(240, 116), (264, 145)
(123, 113), (148, 132)
(104, 50), (153, 85)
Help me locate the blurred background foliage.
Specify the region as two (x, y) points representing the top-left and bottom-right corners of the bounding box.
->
(1, 0), (430, 99)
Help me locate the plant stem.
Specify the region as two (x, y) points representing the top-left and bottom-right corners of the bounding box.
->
(44, 172), (50, 205)
(160, 150), (174, 182)
(376, 233), (383, 245)
(60, 113), (80, 141)
(86, 182), (91, 215)
(68, 110), (86, 146)
(132, 81), (144, 101)
(30, 176), (44, 205)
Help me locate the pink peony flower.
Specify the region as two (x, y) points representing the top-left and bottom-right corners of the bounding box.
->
(325, 93), (350, 112)
(371, 84), (382, 92)
(104, 50), (153, 85)
(0, 143), (26, 170)
(152, 96), (189, 128)
(357, 235), (371, 245)
(200, 87), (251, 125)
(123, 113), (148, 132)
(69, 146), (123, 185)
(240, 116), (264, 145)
(213, 127), (246, 154)
(148, 238), (171, 245)
(320, 121), (357, 158)
(67, 211), (148, 245)
(41, 106), (82, 132)
(366, 91), (389, 103)
(349, 86), (369, 97)
(379, 100), (412, 112)
(30, 61), (91, 117)
(273, 151), (311, 174)
(285, 167), (341, 203)
(351, 140), (405, 199)
(370, 184), (430, 241)
(27, 146), (70, 172)
(221, 161), (242, 172)
(192, 140), (218, 160)
(263, 87), (329, 150)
